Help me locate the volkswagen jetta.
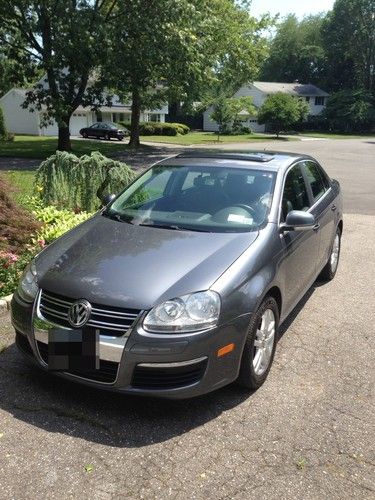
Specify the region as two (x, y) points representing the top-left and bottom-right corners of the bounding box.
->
(12, 152), (343, 398)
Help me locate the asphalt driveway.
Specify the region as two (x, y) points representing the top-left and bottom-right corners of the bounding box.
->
(0, 139), (374, 499)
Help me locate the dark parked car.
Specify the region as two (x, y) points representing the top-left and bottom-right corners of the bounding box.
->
(12, 152), (343, 398)
(79, 122), (128, 141)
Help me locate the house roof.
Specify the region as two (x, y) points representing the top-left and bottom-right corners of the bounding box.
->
(252, 81), (329, 97)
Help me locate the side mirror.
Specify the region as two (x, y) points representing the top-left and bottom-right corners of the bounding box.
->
(101, 193), (116, 207)
(280, 210), (316, 232)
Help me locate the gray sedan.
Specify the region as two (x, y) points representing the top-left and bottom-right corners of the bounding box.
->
(12, 152), (343, 398)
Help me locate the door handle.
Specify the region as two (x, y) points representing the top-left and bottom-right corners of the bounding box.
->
(313, 223), (320, 231)
(331, 204), (337, 211)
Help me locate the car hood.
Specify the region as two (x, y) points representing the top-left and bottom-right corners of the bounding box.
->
(36, 214), (258, 310)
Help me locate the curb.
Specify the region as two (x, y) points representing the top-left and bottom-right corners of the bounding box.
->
(0, 294), (12, 316)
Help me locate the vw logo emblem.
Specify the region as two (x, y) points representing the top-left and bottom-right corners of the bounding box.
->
(68, 299), (92, 328)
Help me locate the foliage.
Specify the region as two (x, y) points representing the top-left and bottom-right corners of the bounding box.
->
(261, 14), (327, 85)
(0, 106), (13, 142)
(31, 201), (92, 245)
(118, 121), (190, 136)
(209, 95), (257, 139)
(322, 0), (375, 96)
(0, 248), (37, 297)
(35, 151), (136, 212)
(0, 196), (92, 297)
(257, 93), (309, 137)
(110, 0), (271, 147)
(322, 90), (375, 132)
(0, 0), (118, 151)
(0, 175), (40, 254)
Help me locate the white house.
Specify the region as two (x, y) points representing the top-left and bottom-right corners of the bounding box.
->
(0, 88), (168, 136)
(203, 81), (329, 133)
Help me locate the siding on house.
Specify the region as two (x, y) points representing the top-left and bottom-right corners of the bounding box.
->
(0, 89), (39, 135)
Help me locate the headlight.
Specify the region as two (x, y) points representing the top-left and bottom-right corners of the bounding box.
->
(143, 291), (221, 333)
(17, 261), (39, 303)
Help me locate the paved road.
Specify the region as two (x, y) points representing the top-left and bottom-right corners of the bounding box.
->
(1, 137), (374, 214)
(0, 139), (374, 499)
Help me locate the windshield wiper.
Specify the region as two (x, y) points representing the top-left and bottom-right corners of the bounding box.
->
(138, 222), (210, 232)
(138, 222), (184, 230)
(102, 210), (132, 224)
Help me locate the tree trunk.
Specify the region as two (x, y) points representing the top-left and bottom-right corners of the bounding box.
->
(129, 88), (141, 148)
(57, 115), (72, 151)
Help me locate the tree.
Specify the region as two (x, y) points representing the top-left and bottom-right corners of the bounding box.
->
(257, 92), (309, 137)
(0, 106), (8, 140)
(322, 90), (374, 132)
(209, 95), (257, 140)
(261, 14), (327, 85)
(322, 0), (375, 96)
(110, 0), (270, 147)
(0, 1), (117, 151)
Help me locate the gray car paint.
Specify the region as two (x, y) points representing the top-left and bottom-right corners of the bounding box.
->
(11, 151), (343, 398)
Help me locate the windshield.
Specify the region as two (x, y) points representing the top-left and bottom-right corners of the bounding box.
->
(105, 164), (276, 233)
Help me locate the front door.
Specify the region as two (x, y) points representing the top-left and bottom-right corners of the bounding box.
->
(279, 163), (320, 315)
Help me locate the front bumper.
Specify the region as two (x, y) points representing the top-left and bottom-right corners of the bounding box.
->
(11, 291), (250, 399)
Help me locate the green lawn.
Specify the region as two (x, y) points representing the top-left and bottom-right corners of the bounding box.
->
(3, 170), (36, 204)
(298, 131), (375, 139)
(0, 132), (293, 159)
(141, 131), (293, 145)
(0, 135), (129, 159)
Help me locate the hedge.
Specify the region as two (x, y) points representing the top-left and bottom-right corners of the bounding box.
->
(117, 121), (190, 136)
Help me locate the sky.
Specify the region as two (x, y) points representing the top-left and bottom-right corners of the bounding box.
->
(250, 0), (335, 19)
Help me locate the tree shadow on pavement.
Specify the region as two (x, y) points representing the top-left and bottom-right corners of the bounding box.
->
(0, 281), (323, 449)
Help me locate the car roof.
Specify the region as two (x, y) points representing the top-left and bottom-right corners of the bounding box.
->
(159, 151), (315, 172)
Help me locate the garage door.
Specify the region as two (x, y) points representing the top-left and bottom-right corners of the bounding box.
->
(40, 113), (88, 136)
(70, 113), (88, 136)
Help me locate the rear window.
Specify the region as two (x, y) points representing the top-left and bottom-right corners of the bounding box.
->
(304, 161), (329, 202)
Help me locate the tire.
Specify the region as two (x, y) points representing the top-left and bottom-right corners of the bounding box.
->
(319, 226), (341, 281)
(237, 296), (279, 390)
(82, 132), (88, 138)
(105, 134), (110, 141)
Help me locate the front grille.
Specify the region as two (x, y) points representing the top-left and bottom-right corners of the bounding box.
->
(36, 340), (118, 383)
(16, 331), (33, 356)
(39, 289), (141, 337)
(132, 358), (208, 390)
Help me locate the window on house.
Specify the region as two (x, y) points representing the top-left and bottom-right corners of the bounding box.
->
(305, 97), (310, 102)
(315, 96), (325, 106)
(150, 114), (161, 122)
(112, 113), (126, 122)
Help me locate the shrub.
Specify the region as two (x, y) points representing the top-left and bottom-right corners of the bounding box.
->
(35, 151), (136, 212)
(0, 107), (13, 142)
(0, 197), (93, 297)
(0, 175), (40, 254)
(117, 121), (189, 136)
(0, 249), (37, 298)
(169, 123), (190, 135)
(33, 206), (92, 244)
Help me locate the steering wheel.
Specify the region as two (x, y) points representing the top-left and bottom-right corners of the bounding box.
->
(230, 204), (256, 216)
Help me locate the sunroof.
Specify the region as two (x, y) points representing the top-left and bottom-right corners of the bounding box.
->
(176, 152), (274, 163)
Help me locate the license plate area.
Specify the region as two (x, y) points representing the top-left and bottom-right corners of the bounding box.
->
(48, 327), (99, 371)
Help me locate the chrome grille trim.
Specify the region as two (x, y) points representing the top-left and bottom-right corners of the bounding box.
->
(39, 289), (141, 335)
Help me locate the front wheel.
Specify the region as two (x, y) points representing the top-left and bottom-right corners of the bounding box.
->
(105, 134), (110, 141)
(237, 296), (279, 390)
(319, 226), (341, 281)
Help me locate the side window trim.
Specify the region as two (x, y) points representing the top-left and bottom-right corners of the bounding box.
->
(302, 160), (333, 212)
(278, 160), (313, 223)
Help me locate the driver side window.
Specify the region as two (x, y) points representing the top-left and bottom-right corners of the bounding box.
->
(282, 164), (310, 220)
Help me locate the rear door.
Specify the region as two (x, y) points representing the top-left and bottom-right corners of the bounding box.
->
(301, 161), (336, 271)
(279, 162), (320, 314)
